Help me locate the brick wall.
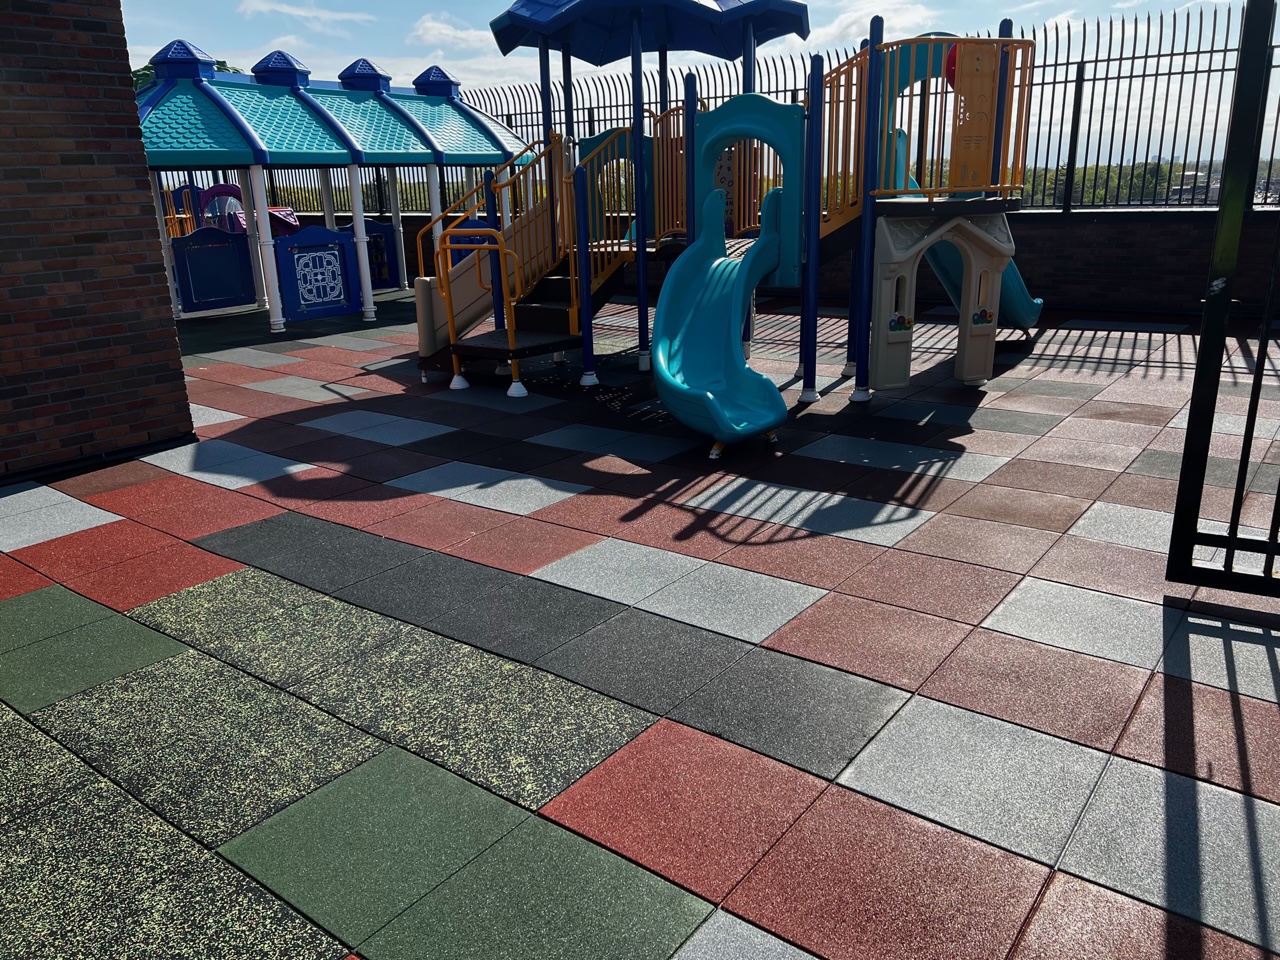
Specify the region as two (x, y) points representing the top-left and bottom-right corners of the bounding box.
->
(1, 0), (191, 479)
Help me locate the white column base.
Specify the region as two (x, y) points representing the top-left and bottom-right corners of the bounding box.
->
(799, 388), (820, 403)
(742, 342), (752, 360)
(552, 351), (566, 363)
(450, 374), (470, 390)
(848, 389), (872, 403)
(580, 372), (600, 386)
(507, 381), (529, 398)
(270, 319), (286, 334)
(638, 351), (651, 372)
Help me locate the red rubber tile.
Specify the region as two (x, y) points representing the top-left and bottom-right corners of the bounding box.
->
(1117, 673), (1280, 806)
(444, 517), (601, 574)
(542, 720), (825, 902)
(295, 486), (438, 529)
(338, 373), (428, 395)
(195, 388), (319, 419)
(1030, 535), (1196, 606)
(897, 514), (1058, 574)
(604, 465), (728, 503)
(921, 628), (1149, 751)
(273, 435), (390, 469)
(48, 460), (171, 499)
(718, 523), (884, 589)
(1076, 399), (1180, 426)
(532, 491), (650, 537)
(86, 475), (284, 540)
(725, 787), (1048, 960)
(614, 502), (755, 559)
(850, 469), (975, 512)
(765, 594), (969, 690)
(0, 554), (53, 602)
(360, 498), (507, 545)
(984, 459), (1117, 499)
(194, 419), (253, 440)
(65, 542), (243, 611)
(1011, 872), (1278, 960)
(528, 453), (648, 486)
(944, 484), (1092, 534)
(267, 360), (363, 383)
(342, 448), (448, 483)
(1018, 436), (1140, 472)
(237, 467), (373, 508)
(229, 423), (338, 454)
(11, 519), (182, 582)
(185, 363), (283, 386)
(922, 426), (1036, 457)
(837, 550), (1021, 625)
(285, 346), (378, 367)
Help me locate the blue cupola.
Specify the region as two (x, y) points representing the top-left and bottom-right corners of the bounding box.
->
(339, 58), (392, 93)
(413, 65), (461, 99)
(252, 50), (311, 87)
(149, 39), (216, 80)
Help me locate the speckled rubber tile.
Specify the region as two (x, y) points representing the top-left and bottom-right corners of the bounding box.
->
(0, 779), (346, 960)
(0, 615), (188, 713)
(0, 704), (95, 828)
(293, 628), (654, 808)
(673, 911), (816, 959)
(221, 748), (528, 945)
(132, 569), (420, 688)
(34, 652), (380, 846)
(0, 585), (114, 655)
(361, 815), (711, 960)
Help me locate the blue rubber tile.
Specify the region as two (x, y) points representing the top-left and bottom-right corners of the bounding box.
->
(1061, 757), (1280, 953)
(838, 697), (1109, 864)
(982, 577), (1177, 669)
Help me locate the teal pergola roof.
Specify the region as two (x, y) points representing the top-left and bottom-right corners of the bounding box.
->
(137, 41), (524, 170)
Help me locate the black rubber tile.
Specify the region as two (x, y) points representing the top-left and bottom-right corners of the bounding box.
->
(335, 553), (520, 627)
(535, 609), (752, 715)
(429, 577), (623, 663)
(0, 704), (96, 828)
(252, 526), (426, 593)
(194, 512), (349, 566)
(669, 648), (909, 779)
(461, 441), (573, 473)
(403, 430), (510, 459)
(400, 401), (506, 429)
(471, 415), (567, 440)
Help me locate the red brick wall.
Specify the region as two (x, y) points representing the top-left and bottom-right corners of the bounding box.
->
(1, 0), (191, 479)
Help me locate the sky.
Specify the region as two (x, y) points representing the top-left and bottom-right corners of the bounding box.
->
(116, 0), (1194, 92)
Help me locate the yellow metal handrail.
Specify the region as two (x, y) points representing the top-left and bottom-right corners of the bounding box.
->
(564, 127), (637, 324)
(436, 230), (526, 382)
(161, 190), (195, 238)
(820, 47), (868, 235)
(652, 105), (687, 243)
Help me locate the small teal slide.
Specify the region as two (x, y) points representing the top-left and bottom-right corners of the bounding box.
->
(652, 189), (788, 445)
(924, 242), (1043, 332)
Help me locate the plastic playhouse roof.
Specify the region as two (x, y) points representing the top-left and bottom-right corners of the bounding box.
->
(137, 41), (525, 169)
(490, 0), (810, 66)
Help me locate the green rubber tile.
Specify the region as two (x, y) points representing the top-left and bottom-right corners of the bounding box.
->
(0, 585), (114, 655)
(221, 748), (528, 944)
(363, 816), (711, 960)
(0, 615), (187, 713)
(0, 779), (345, 960)
(295, 629), (654, 809)
(133, 569), (419, 688)
(0, 704), (95, 828)
(34, 652), (380, 846)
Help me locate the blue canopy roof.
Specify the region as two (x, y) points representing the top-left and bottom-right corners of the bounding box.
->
(490, 0), (810, 66)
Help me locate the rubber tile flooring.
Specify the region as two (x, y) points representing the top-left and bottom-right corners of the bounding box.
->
(4, 308), (1280, 959)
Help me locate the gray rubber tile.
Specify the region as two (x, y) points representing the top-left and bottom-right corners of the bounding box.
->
(335, 552), (521, 627)
(196, 346), (305, 368)
(983, 578), (1177, 668)
(251, 525), (426, 593)
(1167, 409), (1280, 438)
(795, 435), (1008, 482)
(532, 538), (706, 605)
(300, 410), (400, 434)
(536, 609), (752, 714)
(684, 477), (933, 546)
(244, 376), (370, 403)
(0, 498), (120, 552)
(1012, 379), (1105, 400)
(531, 424), (635, 452)
(670, 648), (908, 778)
(0, 585), (114, 655)
(596, 434), (700, 462)
(34, 652), (380, 846)
(298, 333), (395, 352)
(838, 697), (1109, 864)
(390, 460), (587, 514)
(875, 401), (980, 427)
(189, 403), (247, 427)
(294, 628), (654, 809)
(428, 577), (624, 663)
(195, 511), (350, 565)
(965, 407), (1066, 436)
(1061, 757), (1280, 953)
(349, 418), (455, 446)
(0, 704), (95, 828)
(673, 910), (814, 960)
(141, 438), (260, 473)
(1069, 501), (1173, 554)
(1160, 613), (1280, 703)
(184, 453), (310, 490)
(0, 780), (345, 960)
(0, 481), (71, 518)
(636, 563), (826, 644)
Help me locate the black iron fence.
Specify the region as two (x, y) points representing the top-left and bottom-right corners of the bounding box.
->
(464, 4), (1280, 211)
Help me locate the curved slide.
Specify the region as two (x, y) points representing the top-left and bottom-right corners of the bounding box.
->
(653, 189), (788, 445)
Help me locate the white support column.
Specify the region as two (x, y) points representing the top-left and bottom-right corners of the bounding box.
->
(347, 163), (377, 321)
(235, 168), (267, 307)
(149, 172), (181, 317)
(464, 166), (477, 193)
(249, 164), (286, 334)
(426, 163), (443, 243)
(386, 165), (408, 290)
(319, 167), (336, 231)
(496, 167), (512, 228)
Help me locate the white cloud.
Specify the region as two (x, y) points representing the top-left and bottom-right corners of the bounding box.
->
(806, 1), (941, 48)
(1113, 0), (1144, 8)
(408, 13), (494, 51)
(237, 0), (374, 38)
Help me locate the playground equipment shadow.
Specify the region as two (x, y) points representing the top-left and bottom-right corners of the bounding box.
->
(4, 303), (1280, 960)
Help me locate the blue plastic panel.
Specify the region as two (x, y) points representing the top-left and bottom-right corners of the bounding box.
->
(339, 218), (400, 289)
(274, 225), (361, 322)
(171, 227), (256, 313)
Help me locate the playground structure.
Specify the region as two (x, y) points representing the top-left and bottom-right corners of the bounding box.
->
(135, 42), (523, 330)
(422, 5), (1037, 452)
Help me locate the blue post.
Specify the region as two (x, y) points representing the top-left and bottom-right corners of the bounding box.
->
(849, 16), (883, 401)
(742, 21), (756, 93)
(989, 18), (1013, 195)
(562, 44), (575, 145)
(684, 72), (697, 243)
(574, 165), (598, 386)
(538, 37), (553, 147)
(659, 47), (670, 113)
(799, 54), (823, 403)
(484, 170), (506, 331)
(632, 14), (651, 369)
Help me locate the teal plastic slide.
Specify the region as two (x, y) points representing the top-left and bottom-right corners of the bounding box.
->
(652, 189), (788, 445)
